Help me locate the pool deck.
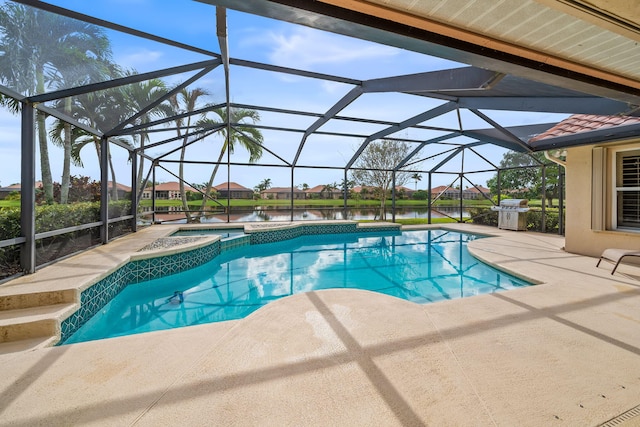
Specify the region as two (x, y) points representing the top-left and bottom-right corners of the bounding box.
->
(1, 223), (640, 426)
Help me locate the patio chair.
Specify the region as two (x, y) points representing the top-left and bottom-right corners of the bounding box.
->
(596, 248), (640, 274)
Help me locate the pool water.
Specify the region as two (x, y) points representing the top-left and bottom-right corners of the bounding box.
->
(65, 230), (530, 343)
(171, 228), (245, 239)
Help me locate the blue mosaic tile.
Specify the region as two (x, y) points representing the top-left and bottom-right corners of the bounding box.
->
(62, 223), (407, 345)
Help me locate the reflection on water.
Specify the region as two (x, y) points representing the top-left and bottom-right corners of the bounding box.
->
(65, 229), (530, 344)
(142, 205), (472, 223)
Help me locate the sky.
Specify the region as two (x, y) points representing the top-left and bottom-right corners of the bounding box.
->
(0, 0), (568, 191)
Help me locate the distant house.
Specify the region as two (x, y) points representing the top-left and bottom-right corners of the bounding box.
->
(349, 185), (413, 199)
(431, 185), (489, 200)
(305, 184), (342, 199)
(108, 182), (131, 199)
(351, 186), (378, 200)
(466, 185), (491, 199)
(260, 187), (305, 200)
(141, 182), (196, 200)
(394, 186), (414, 199)
(213, 182), (254, 199)
(0, 183), (21, 200)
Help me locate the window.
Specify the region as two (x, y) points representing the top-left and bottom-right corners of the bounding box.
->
(613, 148), (640, 230)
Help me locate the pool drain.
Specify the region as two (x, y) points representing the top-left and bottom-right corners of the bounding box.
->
(598, 404), (640, 426)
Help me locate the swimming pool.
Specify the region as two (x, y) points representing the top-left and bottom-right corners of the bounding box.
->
(171, 228), (246, 239)
(64, 229), (530, 343)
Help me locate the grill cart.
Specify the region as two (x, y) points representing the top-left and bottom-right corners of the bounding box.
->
(491, 199), (530, 231)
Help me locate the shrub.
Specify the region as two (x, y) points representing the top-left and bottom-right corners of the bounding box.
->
(468, 207), (498, 226)
(526, 209), (560, 233)
(0, 200), (133, 277)
(412, 190), (428, 200)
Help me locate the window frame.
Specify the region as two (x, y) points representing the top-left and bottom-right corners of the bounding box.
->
(611, 146), (640, 231)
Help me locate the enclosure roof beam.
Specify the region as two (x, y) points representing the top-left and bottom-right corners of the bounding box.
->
(461, 129), (529, 152)
(456, 96), (640, 116)
(106, 65), (218, 135)
(27, 60), (221, 104)
(430, 147), (463, 172)
(362, 67), (502, 93)
(138, 123), (226, 153)
(14, 0), (220, 58)
(228, 102), (458, 133)
(153, 128), (221, 162)
(345, 101), (457, 170)
(467, 146), (499, 170)
(234, 123), (431, 143)
(117, 103), (228, 136)
(403, 146), (459, 168)
(230, 58), (362, 85)
(394, 133), (459, 171)
(469, 109), (534, 153)
(0, 84), (25, 102)
(231, 125), (292, 166)
(293, 86), (364, 166)
(35, 104), (102, 138)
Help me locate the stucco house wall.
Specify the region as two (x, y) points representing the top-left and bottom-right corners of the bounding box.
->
(565, 141), (640, 257)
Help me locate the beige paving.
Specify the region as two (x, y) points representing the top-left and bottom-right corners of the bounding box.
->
(1, 223), (640, 426)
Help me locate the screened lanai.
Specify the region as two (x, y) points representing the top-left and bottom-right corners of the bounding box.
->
(1, 0), (640, 277)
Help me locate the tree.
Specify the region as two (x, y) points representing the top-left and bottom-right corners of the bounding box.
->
(351, 139), (415, 218)
(198, 107), (264, 217)
(486, 151), (559, 206)
(168, 87), (210, 222)
(322, 182), (338, 199)
(48, 44), (112, 204)
(254, 178), (272, 193)
(340, 178), (355, 197)
(72, 85), (135, 201)
(411, 173), (422, 190)
(121, 74), (169, 190)
(0, 3), (112, 203)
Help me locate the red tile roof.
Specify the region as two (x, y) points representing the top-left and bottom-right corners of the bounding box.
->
(213, 182), (252, 191)
(430, 185), (450, 193)
(108, 182), (131, 191)
(351, 186), (376, 193)
(306, 185), (326, 193)
(261, 187), (304, 193)
(530, 114), (640, 142)
(154, 181), (196, 191)
(467, 185), (490, 193)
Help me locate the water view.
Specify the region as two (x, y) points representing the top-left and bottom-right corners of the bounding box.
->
(146, 205), (473, 223)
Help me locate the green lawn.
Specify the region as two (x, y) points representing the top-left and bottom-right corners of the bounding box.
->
(0, 200), (19, 208)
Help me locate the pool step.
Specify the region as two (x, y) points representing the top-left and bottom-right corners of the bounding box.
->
(0, 303), (77, 345)
(0, 288), (77, 311)
(0, 336), (59, 354)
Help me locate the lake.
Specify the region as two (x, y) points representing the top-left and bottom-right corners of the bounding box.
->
(146, 205), (473, 223)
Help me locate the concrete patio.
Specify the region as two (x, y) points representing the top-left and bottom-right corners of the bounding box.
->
(1, 223), (639, 426)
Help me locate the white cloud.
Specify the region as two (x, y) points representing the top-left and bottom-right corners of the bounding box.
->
(114, 49), (164, 71)
(255, 26), (399, 71)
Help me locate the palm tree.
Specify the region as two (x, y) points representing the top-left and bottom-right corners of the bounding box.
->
(168, 87), (211, 222)
(411, 173), (422, 191)
(259, 178), (272, 191)
(340, 178), (355, 198)
(121, 74), (169, 189)
(73, 85), (135, 200)
(48, 53), (112, 204)
(322, 182), (338, 199)
(198, 107), (264, 216)
(0, 3), (112, 203)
